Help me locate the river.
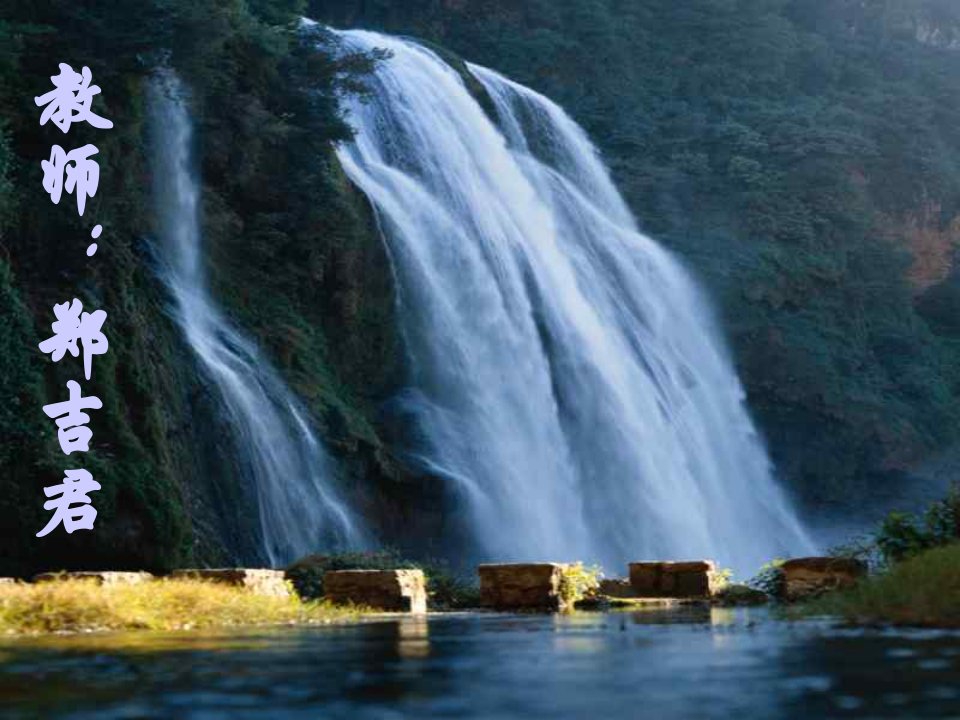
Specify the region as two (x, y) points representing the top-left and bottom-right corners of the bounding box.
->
(2, 608), (958, 718)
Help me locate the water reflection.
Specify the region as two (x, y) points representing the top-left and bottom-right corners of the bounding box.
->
(552, 612), (611, 654)
(783, 630), (960, 716)
(396, 615), (430, 659)
(0, 609), (957, 719)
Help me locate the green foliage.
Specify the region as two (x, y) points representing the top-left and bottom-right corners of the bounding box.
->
(713, 582), (769, 606)
(876, 512), (935, 563)
(828, 534), (882, 568)
(820, 484), (960, 571)
(423, 563), (481, 610)
(803, 543), (960, 627)
(558, 562), (602, 608)
(711, 567), (734, 591)
(0, 122), (17, 231)
(747, 558), (786, 597)
(874, 484), (960, 563)
(0, 261), (45, 467)
(801, 487), (960, 624)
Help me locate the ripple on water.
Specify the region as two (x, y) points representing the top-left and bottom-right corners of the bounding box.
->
(0, 609), (958, 719)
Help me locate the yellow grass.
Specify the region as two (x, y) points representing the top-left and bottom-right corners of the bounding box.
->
(0, 578), (363, 635)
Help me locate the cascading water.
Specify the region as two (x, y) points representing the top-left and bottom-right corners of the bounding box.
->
(330, 28), (816, 574)
(146, 71), (364, 566)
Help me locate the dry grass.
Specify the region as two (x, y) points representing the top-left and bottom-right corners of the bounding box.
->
(0, 578), (363, 635)
(805, 543), (960, 627)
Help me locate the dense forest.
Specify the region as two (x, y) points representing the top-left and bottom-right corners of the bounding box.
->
(2, 0), (960, 575)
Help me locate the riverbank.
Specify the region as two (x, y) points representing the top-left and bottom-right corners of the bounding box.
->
(0, 578), (364, 635)
(6, 541), (957, 635)
(803, 544), (960, 628)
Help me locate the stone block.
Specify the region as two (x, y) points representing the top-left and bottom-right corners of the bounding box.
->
(323, 569), (427, 613)
(478, 563), (564, 610)
(598, 578), (635, 598)
(32, 571), (155, 586)
(780, 557), (867, 601)
(170, 568), (290, 598)
(628, 560), (718, 598)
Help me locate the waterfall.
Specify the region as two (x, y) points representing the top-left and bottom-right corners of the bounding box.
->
(146, 71), (364, 566)
(329, 28), (815, 574)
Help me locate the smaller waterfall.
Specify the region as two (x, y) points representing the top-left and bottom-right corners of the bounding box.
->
(146, 71), (364, 566)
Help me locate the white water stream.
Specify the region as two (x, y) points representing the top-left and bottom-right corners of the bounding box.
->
(147, 71), (364, 565)
(331, 29), (815, 573)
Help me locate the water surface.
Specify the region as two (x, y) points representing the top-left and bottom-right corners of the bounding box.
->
(2, 609), (958, 718)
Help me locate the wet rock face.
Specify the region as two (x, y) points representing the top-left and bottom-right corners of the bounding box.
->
(170, 569), (290, 597)
(478, 563), (564, 610)
(323, 569), (427, 613)
(32, 571), (155, 586)
(780, 557), (867, 601)
(628, 561), (719, 598)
